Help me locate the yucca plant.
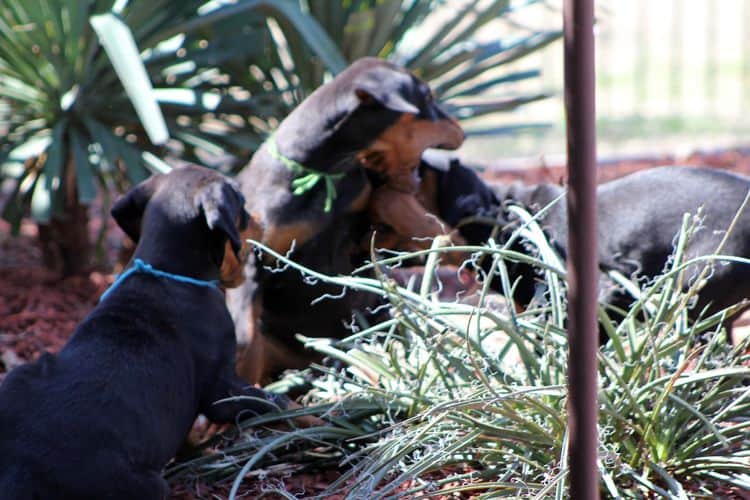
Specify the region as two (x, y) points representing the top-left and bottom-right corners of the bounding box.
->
(0, 0), (339, 274)
(201, 0), (562, 148)
(168, 209), (750, 498)
(311, 0), (561, 129)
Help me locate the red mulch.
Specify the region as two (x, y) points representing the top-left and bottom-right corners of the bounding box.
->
(485, 146), (750, 185)
(2, 147), (750, 498)
(0, 225), (114, 374)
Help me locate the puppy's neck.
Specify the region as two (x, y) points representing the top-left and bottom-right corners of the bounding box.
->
(131, 229), (223, 284)
(271, 121), (364, 176)
(271, 82), (394, 175)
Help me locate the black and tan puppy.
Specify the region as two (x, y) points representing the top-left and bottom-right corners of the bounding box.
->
(409, 162), (750, 339)
(229, 58), (464, 383)
(0, 166), (295, 500)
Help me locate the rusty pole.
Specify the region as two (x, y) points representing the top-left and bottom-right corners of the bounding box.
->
(563, 0), (599, 498)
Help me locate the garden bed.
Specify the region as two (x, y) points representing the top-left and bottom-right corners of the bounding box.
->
(2, 147), (750, 498)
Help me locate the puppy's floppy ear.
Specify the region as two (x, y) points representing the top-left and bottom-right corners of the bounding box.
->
(353, 68), (419, 114)
(198, 180), (248, 257)
(111, 175), (160, 242)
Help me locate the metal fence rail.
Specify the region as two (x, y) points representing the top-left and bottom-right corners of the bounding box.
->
(465, 0), (750, 160)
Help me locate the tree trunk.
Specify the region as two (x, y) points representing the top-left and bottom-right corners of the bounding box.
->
(38, 156), (91, 276)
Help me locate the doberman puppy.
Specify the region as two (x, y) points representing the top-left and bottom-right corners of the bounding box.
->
(229, 58), (464, 383)
(0, 166), (299, 500)
(397, 162), (750, 339)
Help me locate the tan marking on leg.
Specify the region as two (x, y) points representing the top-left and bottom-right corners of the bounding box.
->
(370, 185), (446, 240)
(235, 295), (266, 385)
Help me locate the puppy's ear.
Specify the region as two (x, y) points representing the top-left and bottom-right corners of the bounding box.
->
(354, 69), (419, 114)
(111, 175), (160, 242)
(199, 181), (247, 257)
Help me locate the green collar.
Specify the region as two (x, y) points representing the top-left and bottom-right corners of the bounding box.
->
(266, 134), (345, 213)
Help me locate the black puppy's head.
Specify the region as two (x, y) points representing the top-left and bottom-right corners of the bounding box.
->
(417, 160), (500, 245)
(284, 57), (465, 193)
(111, 165), (259, 287)
(347, 58), (465, 192)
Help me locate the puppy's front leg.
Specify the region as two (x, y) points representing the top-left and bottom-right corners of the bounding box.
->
(202, 374), (321, 427)
(202, 374), (288, 424)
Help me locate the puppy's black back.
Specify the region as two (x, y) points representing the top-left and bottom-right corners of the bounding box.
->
(0, 277), (231, 499)
(597, 166), (750, 262)
(594, 167), (750, 314)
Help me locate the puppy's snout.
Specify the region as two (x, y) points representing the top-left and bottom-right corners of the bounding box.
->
(436, 116), (465, 150)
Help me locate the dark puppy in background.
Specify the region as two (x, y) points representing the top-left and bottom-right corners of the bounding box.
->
(230, 58), (465, 383)
(396, 162), (750, 340)
(0, 166), (300, 500)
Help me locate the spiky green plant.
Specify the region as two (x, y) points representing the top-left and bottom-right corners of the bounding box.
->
(168, 208), (750, 498)
(202, 0), (562, 150)
(0, 0), (339, 272)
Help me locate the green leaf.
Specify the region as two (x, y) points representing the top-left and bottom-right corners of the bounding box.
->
(69, 128), (97, 203)
(41, 118), (68, 219)
(90, 12), (169, 145)
(31, 172), (53, 223)
(165, 0), (347, 74)
(1, 168), (36, 231)
(445, 70), (541, 99)
(118, 140), (149, 184)
(82, 117), (118, 169)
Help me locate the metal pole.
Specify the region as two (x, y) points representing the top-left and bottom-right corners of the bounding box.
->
(563, 0), (599, 498)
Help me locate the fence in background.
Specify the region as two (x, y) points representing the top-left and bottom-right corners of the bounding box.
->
(466, 0), (750, 159)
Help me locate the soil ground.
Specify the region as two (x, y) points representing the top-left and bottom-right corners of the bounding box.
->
(2, 148), (750, 498)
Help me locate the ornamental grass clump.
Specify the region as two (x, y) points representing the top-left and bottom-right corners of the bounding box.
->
(169, 207), (750, 499)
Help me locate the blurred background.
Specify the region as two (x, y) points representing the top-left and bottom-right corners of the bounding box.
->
(463, 0), (750, 163)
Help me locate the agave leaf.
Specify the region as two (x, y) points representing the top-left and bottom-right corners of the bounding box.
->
(445, 69), (541, 99)
(441, 0), (512, 50)
(165, 0), (347, 74)
(69, 128), (96, 203)
(434, 30), (561, 95)
(39, 118), (67, 218)
(445, 93), (551, 121)
(90, 12), (168, 145)
(1, 169), (35, 232)
(0, 16), (57, 92)
(404, 2), (477, 72)
(340, 8), (375, 61)
(82, 117), (118, 169)
(384, 0), (435, 60)
(367, 0), (403, 57)
(116, 139), (149, 184)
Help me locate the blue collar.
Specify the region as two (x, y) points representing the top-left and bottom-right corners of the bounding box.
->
(100, 258), (219, 302)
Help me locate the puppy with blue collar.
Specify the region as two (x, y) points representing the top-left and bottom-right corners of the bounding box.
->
(0, 165), (302, 499)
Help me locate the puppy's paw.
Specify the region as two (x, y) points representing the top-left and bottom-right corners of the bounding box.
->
(268, 393), (325, 428)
